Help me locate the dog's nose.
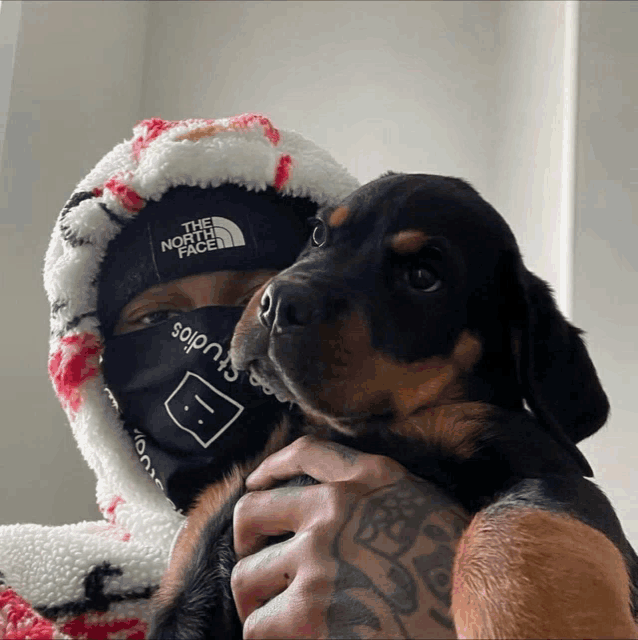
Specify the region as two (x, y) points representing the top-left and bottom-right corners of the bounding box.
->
(259, 280), (317, 332)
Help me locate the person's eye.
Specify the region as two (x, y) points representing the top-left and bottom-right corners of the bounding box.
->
(132, 309), (183, 327)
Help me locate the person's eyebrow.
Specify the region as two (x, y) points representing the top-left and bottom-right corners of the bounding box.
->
(132, 286), (191, 304)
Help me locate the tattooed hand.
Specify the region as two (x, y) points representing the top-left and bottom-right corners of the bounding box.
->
(231, 435), (471, 639)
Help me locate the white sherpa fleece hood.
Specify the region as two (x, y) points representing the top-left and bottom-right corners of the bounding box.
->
(43, 114), (361, 547)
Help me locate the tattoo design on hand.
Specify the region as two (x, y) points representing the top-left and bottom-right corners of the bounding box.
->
(327, 478), (468, 638)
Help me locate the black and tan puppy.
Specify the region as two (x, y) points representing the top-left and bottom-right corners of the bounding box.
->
(150, 173), (638, 638)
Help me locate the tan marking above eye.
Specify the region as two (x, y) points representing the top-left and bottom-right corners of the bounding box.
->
(389, 230), (429, 255)
(328, 206), (350, 228)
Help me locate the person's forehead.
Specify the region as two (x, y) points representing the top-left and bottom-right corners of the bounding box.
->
(140, 270), (276, 296)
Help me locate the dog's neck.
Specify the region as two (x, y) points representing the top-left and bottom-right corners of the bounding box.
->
(393, 401), (497, 459)
(299, 400), (503, 461)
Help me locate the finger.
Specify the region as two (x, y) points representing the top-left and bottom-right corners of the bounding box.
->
(242, 576), (328, 640)
(231, 537), (296, 624)
(245, 436), (360, 490)
(245, 434), (405, 491)
(233, 485), (307, 559)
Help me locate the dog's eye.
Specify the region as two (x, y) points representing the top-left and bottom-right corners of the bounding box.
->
(406, 267), (441, 292)
(311, 220), (328, 247)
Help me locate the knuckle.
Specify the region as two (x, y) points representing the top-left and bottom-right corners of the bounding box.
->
(297, 521), (333, 556)
(319, 483), (348, 519)
(233, 490), (259, 520)
(373, 452), (401, 470)
(242, 613), (260, 639)
(320, 481), (341, 502)
(301, 571), (331, 597)
(230, 559), (246, 592)
(294, 527), (315, 549)
(368, 452), (406, 478)
(293, 434), (315, 453)
(296, 527), (328, 560)
(243, 606), (288, 640)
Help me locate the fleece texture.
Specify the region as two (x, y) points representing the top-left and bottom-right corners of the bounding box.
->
(0, 114), (359, 639)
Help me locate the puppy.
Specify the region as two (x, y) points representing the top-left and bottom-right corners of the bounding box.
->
(149, 173), (638, 639)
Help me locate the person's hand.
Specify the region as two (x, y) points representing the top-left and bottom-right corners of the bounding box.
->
(231, 435), (471, 639)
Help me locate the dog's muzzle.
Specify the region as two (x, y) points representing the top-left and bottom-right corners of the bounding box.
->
(258, 280), (325, 335)
(231, 274), (357, 411)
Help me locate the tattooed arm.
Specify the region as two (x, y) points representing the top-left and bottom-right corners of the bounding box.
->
(231, 435), (470, 639)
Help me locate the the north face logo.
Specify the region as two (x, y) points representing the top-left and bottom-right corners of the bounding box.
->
(164, 371), (244, 448)
(160, 216), (246, 259)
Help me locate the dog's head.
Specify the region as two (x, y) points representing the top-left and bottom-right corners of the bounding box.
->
(230, 173), (608, 476)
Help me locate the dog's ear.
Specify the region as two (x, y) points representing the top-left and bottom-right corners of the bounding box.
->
(509, 257), (610, 477)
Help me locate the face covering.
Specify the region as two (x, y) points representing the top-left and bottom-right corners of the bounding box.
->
(97, 185), (317, 512)
(102, 305), (287, 513)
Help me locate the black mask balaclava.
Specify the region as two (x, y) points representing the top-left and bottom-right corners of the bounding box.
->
(45, 114), (360, 522)
(98, 184), (316, 512)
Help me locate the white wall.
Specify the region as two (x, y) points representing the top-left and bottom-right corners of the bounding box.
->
(0, 0), (22, 162)
(574, 0), (638, 547)
(1, 1), (635, 551)
(141, 0), (501, 190)
(141, 0), (580, 308)
(491, 1), (579, 314)
(0, 0), (150, 525)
